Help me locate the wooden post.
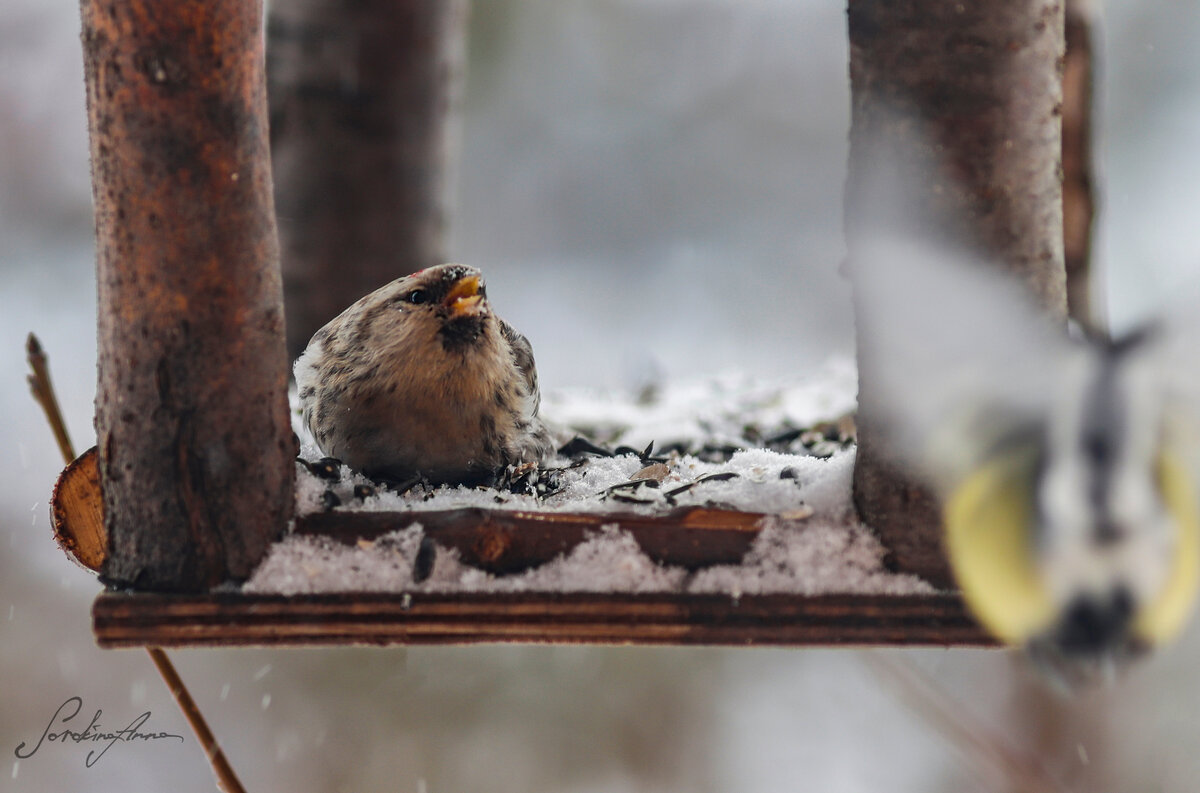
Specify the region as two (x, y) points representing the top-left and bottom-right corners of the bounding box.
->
(846, 0), (1067, 585)
(82, 0), (295, 591)
(268, 0), (469, 359)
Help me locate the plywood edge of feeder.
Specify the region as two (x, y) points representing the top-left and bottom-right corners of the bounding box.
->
(92, 590), (993, 648)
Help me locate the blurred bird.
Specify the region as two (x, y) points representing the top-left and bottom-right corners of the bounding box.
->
(855, 235), (1200, 687)
(295, 264), (554, 484)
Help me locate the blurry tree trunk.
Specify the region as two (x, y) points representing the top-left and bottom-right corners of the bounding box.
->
(846, 0), (1067, 585)
(1063, 0), (1098, 330)
(269, 0), (469, 360)
(81, 0), (295, 591)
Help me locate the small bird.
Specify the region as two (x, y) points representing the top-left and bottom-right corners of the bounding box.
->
(847, 119), (1200, 686)
(855, 234), (1200, 687)
(295, 264), (554, 484)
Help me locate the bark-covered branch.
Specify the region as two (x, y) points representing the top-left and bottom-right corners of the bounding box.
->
(81, 0), (295, 591)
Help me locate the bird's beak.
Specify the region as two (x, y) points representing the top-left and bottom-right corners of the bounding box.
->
(444, 275), (485, 317)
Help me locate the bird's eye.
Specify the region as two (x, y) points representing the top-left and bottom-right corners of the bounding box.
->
(406, 289), (429, 305)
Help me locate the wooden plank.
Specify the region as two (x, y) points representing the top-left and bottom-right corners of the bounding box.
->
(93, 592), (994, 648)
(295, 507), (765, 574)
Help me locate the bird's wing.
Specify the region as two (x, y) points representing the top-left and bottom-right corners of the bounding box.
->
(500, 319), (541, 419)
(1134, 282), (1200, 480)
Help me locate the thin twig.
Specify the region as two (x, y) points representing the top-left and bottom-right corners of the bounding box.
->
(863, 652), (1069, 793)
(27, 332), (248, 793)
(26, 333), (76, 462)
(147, 648), (247, 793)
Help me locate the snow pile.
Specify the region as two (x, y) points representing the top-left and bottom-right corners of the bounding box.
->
(689, 517), (931, 597)
(245, 524), (691, 596)
(293, 445), (852, 517)
(246, 528), (427, 595)
(248, 360), (935, 597)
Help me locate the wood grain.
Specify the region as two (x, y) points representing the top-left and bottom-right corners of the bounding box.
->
(50, 447), (105, 573)
(93, 591), (993, 648)
(295, 507), (765, 574)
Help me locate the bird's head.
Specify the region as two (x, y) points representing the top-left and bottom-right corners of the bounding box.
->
(387, 264), (494, 350)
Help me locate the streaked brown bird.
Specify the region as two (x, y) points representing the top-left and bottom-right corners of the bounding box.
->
(295, 264), (553, 484)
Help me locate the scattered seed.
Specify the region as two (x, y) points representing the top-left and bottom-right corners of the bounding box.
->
(696, 444), (743, 463)
(696, 472), (740, 484)
(610, 492), (656, 505)
(381, 474), (424, 495)
(779, 505), (814, 520)
(662, 471), (739, 499)
(809, 441), (840, 459)
(664, 481), (697, 499)
(558, 436), (614, 459)
(631, 462), (670, 483)
(321, 489), (341, 510)
(412, 536), (436, 583)
(304, 457), (343, 480)
(799, 430), (824, 447)
(603, 479), (657, 496)
(765, 427), (804, 446)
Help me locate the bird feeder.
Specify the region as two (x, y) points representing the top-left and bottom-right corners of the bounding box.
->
(59, 0), (1071, 650)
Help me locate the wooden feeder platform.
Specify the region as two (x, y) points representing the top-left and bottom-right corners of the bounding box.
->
(61, 448), (990, 649)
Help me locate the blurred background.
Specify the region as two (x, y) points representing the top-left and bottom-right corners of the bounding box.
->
(5, 1), (1200, 791)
